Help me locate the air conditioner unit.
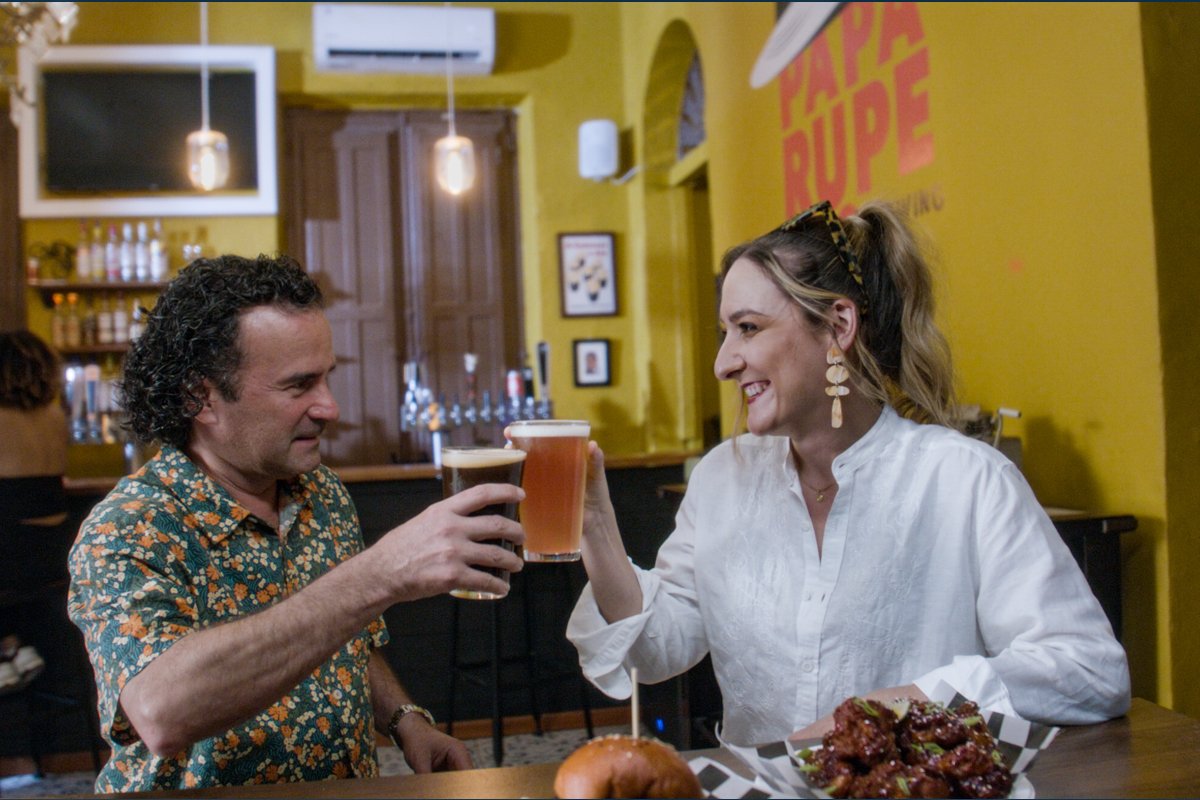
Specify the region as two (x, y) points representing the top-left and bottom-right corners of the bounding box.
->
(313, 4), (495, 75)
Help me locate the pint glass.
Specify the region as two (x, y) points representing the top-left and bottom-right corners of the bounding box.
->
(507, 420), (590, 562)
(441, 446), (527, 600)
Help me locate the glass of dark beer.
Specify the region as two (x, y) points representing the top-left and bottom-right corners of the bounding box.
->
(441, 445), (527, 600)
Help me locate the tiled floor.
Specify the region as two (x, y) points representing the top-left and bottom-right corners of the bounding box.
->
(0, 725), (627, 797)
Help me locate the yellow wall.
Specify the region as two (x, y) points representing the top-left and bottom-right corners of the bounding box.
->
(17, 1), (1196, 716)
(1140, 3), (1200, 719)
(611, 2), (1179, 710)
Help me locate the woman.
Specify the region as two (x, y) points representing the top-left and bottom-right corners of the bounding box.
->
(0, 329), (69, 515)
(566, 200), (1130, 746)
(0, 329), (70, 688)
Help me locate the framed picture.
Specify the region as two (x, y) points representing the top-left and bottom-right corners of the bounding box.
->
(559, 232), (618, 317)
(573, 339), (612, 387)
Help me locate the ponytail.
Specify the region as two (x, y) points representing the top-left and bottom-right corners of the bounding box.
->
(844, 201), (956, 427)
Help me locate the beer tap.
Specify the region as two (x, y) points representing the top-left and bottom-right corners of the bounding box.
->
(462, 353), (478, 425)
(84, 362), (102, 442)
(506, 368), (524, 421)
(63, 361), (87, 443)
(478, 389), (493, 423)
(536, 341), (552, 419)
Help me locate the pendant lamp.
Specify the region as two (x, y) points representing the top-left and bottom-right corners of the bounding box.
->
(186, 1), (229, 191)
(434, 2), (474, 196)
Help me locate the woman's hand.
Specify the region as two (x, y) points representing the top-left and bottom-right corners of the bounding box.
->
(582, 441), (617, 534)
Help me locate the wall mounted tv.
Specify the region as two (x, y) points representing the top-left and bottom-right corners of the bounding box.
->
(17, 45), (277, 218)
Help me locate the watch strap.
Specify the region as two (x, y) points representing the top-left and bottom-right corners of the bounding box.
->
(388, 703), (436, 740)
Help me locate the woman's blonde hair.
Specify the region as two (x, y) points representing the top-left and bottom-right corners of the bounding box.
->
(720, 199), (956, 429)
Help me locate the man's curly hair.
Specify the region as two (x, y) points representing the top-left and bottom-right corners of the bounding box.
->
(119, 253), (323, 448)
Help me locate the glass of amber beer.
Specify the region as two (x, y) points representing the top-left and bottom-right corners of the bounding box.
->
(441, 446), (527, 600)
(507, 420), (590, 562)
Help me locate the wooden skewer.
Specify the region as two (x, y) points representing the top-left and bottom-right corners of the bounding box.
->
(631, 667), (640, 739)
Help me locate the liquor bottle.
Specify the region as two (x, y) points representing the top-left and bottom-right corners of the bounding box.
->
(81, 295), (98, 346)
(134, 221), (151, 281)
(75, 220), (93, 280)
(50, 292), (67, 349)
(104, 224), (120, 281)
(96, 294), (114, 345)
(149, 219), (168, 280)
(112, 292), (129, 344)
(119, 222), (135, 281)
(127, 296), (145, 341)
(89, 222), (104, 279)
(64, 292), (82, 348)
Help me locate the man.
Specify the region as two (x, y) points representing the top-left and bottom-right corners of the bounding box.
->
(68, 254), (524, 792)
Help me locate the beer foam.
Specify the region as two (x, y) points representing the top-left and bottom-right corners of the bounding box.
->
(507, 420), (591, 438)
(441, 447), (527, 468)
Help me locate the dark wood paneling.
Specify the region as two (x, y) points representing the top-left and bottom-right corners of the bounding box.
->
(1, 104), (24, 332)
(284, 109), (522, 466)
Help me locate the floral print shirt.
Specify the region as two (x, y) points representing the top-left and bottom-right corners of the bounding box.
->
(67, 445), (389, 792)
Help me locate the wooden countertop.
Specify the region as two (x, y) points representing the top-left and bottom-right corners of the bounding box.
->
(87, 699), (1200, 798)
(65, 451), (698, 495)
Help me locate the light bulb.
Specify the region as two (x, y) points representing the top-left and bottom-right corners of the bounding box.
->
(434, 134), (476, 196)
(186, 128), (230, 191)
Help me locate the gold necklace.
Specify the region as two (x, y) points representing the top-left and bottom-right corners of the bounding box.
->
(802, 480), (837, 502)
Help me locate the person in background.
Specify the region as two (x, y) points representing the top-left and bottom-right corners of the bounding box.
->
(0, 329), (68, 488)
(68, 255), (525, 792)
(566, 200), (1130, 746)
(0, 330), (69, 689)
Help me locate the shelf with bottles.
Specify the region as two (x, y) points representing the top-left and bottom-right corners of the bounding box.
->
(26, 218), (175, 302)
(29, 278), (169, 307)
(47, 290), (151, 354)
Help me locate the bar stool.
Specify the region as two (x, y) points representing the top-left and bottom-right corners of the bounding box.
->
(446, 563), (594, 766)
(0, 476), (104, 779)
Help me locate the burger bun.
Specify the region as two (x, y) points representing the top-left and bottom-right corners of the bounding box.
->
(554, 734), (703, 798)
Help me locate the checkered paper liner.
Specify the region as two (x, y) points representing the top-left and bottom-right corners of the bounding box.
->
(688, 682), (1059, 799)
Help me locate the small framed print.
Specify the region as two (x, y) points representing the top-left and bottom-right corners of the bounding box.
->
(573, 338), (612, 387)
(559, 232), (618, 317)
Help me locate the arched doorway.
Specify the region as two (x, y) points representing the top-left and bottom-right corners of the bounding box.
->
(639, 22), (719, 452)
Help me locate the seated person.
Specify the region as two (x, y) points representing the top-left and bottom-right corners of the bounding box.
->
(0, 329), (70, 688)
(69, 255), (525, 791)
(566, 200), (1130, 746)
(0, 329), (69, 523)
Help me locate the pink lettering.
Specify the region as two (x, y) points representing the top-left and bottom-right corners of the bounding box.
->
(780, 58), (805, 130)
(813, 103), (848, 207)
(878, 2), (925, 64)
(895, 48), (933, 175)
(852, 81), (890, 194)
(841, 3), (875, 87)
(804, 32), (839, 115)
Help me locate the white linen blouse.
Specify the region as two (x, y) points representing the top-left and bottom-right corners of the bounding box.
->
(567, 406), (1131, 746)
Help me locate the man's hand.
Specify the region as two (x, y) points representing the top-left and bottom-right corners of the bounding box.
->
(372, 483), (525, 602)
(395, 714), (473, 773)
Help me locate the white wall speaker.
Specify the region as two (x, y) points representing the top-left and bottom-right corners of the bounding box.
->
(578, 119), (619, 181)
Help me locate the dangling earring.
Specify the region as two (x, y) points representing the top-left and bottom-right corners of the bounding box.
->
(826, 344), (849, 429)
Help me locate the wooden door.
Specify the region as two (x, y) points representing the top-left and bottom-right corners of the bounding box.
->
(284, 109), (522, 465)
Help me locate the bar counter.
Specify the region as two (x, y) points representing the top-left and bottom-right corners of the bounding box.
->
(63, 452), (697, 494)
(84, 699), (1200, 799)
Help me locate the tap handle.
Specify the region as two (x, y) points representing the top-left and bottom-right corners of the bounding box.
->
(536, 341), (550, 402)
